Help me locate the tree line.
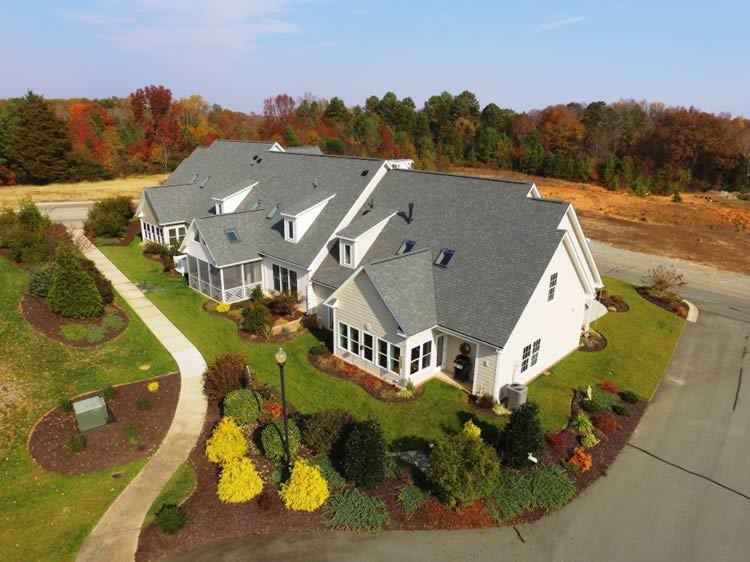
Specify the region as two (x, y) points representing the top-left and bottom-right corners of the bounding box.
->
(1, 86), (748, 195)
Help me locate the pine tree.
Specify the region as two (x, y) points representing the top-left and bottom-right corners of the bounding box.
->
(497, 402), (544, 468)
(48, 247), (103, 319)
(7, 92), (71, 184)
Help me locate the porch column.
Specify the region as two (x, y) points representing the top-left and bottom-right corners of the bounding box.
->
(240, 263), (246, 299)
(220, 268), (226, 303)
(492, 348), (504, 401)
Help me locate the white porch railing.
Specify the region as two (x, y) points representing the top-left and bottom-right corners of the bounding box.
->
(223, 283), (261, 304)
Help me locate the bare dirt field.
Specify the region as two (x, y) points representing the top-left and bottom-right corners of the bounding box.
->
(454, 167), (750, 275)
(0, 174), (167, 209)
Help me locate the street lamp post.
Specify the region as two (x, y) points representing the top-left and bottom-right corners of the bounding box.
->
(274, 347), (291, 470)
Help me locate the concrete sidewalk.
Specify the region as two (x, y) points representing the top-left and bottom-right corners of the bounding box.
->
(76, 244), (207, 562)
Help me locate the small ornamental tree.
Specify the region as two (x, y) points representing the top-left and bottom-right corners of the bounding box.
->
(497, 402), (545, 469)
(642, 265), (686, 301)
(240, 302), (272, 335)
(217, 457), (264, 503)
(48, 247), (103, 319)
(342, 420), (386, 490)
(205, 417), (248, 464)
(428, 433), (500, 507)
(301, 409), (354, 455)
(280, 459), (330, 512)
(223, 388), (261, 426)
(202, 352), (248, 402)
(261, 418), (301, 462)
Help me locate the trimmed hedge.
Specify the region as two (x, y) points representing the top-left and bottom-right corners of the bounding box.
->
(498, 402), (545, 469)
(342, 420), (386, 490)
(48, 248), (103, 319)
(85, 196), (134, 237)
(223, 388), (261, 426)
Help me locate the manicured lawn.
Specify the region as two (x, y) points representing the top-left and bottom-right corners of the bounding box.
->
(0, 257), (176, 562)
(101, 241), (504, 445)
(144, 462), (197, 526)
(529, 277), (685, 432)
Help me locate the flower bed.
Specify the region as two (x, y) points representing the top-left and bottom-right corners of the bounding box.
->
(308, 351), (422, 402)
(636, 287), (688, 318)
(599, 289), (630, 312)
(28, 373), (180, 475)
(203, 301), (302, 343)
(578, 329), (607, 352)
(22, 295), (129, 347)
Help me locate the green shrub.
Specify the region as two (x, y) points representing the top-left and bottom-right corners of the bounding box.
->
(309, 341), (329, 355)
(60, 324), (88, 342)
(384, 454), (401, 479)
(102, 312), (126, 331)
(309, 455), (346, 490)
(80, 259), (114, 304)
(571, 413), (594, 436)
(343, 420), (387, 490)
(324, 489), (389, 531)
(260, 418), (301, 462)
(142, 241), (162, 255)
(29, 262), (56, 298)
(620, 390), (640, 404)
(529, 466), (575, 511)
(250, 285), (265, 302)
(254, 383), (276, 401)
(103, 385), (117, 400)
(240, 302), (273, 335)
(85, 325), (106, 343)
(484, 470), (533, 522)
(581, 385), (617, 413)
(498, 402), (545, 469)
(202, 352), (249, 402)
(399, 484), (429, 518)
(48, 248), (103, 319)
(123, 422), (140, 446)
(0, 208), (18, 248)
(302, 409), (354, 454)
(136, 397), (153, 411)
(68, 433), (86, 454)
(85, 196), (134, 237)
(267, 292), (302, 316)
(223, 389), (261, 425)
(428, 433), (500, 507)
(612, 403), (631, 416)
(154, 504), (187, 535)
(58, 397), (73, 413)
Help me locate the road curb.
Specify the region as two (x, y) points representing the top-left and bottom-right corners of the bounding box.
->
(684, 299), (699, 323)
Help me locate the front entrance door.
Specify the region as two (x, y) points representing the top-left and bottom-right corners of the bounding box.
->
(436, 335), (446, 369)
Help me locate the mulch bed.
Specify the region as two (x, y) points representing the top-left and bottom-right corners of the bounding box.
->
(599, 289), (630, 312)
(88, 220), (141, 247)
(309, 351), (423, 402)
(28, 373), (180, 475)
(579, 329), (607, 352)
(21, 294), (129, 348)
(202, 301), (302, 344)
(636, 287), (689, 318)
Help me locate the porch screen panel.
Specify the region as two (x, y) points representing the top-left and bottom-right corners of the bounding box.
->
(246, 261), (261, 284)
(210, 264), (221, 288)
(199, 259), (210, 294)
(187, 255), (198, 276)
(223, 264), (242, 289)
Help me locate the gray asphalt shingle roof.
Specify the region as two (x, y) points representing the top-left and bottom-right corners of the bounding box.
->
(364, 249), (437, 335)
(314, 170), (570, 348)
(285, 146), (324, 155)
(336, 206), (397, 240)
(281, 190), (334, 217)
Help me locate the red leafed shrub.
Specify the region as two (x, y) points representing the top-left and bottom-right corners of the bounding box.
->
(593, 414), (620, 434)
(423, 500), (494, 529)
(264, 402), (283, 418)
(546, 430), (576, 456)
(569, 447), (593, 472)
(600, 380), (620, 395)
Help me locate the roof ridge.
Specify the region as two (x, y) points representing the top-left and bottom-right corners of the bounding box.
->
(271, 151), (385, 163)
(529, 197), (570, 206)
(391, 168), (534, 186)
(196, 209), (266, 221)
(367, 247), (432, 266)
(211, 139), (276, 145)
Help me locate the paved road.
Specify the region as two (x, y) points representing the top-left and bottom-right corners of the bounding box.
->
(159, 247), (750, 562)
(37, 200), (95, 229)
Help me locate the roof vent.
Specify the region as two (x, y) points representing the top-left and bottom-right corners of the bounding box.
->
(266, 204), (278, 219)
(249, 198), (262, 211)
(253, 155), (259, 161)
(199, 176), (211, 188)
(407, 202), (414, 224)
(397, 240), (416, 255)
(190, 173), (199, 183)
(312, 178), (318, 189)
(225, 228), (240, 243)
(257, 157), (262, 163)
(361, 170), (369, 176)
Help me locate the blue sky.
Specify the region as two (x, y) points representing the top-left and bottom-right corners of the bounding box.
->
(3, 0), (749, 115)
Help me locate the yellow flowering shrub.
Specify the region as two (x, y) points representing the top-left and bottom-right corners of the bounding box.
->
(280, 460), (330, 512)
(462, 419), (481, 440)
(216, 303), (231, 313)
(147, 382), (159, 393)
(217, 457), (264, 503)
(206, 417), (248, 464)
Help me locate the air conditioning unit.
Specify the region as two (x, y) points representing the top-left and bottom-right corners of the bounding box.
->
(505, 383), (528, 410)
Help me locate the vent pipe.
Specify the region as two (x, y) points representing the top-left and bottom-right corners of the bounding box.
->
(407, 202), (414, 223)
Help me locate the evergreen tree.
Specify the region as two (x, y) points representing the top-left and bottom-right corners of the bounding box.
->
(284, 125), (301, 147)
(497, 402), (544, 468)
(342, 420), (386, 490)
(7, 92), (71, 184)
(601, 155), (618, 189)
(48, 247), (103, 319)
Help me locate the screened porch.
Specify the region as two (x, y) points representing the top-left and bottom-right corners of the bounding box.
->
(186, 255), (262, 304)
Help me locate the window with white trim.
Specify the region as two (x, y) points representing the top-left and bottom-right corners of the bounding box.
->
(362, 333), (374, 362)
(272, 264), (298, 294)
(377, 338), (401, 375)
(349, 326), (360, 354)
(286, 219), (295, 241)
(548, 272), (558, 301)
(521, 338), (542, 373)
(421, 341), (432, 370)
(377, 339), (389, 369)
(409, 346), (420, 374)
(341, 242), (353, 266)
(409, 341), (433, 374)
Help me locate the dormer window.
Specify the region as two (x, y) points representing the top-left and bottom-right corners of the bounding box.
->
(342, 242), (353, 266)
(285, 219), (295, 242)
(434, 248), (455, 268)
(397, 240), (415, 255)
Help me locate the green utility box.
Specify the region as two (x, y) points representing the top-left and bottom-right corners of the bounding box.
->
(73, 395), (109, 432)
